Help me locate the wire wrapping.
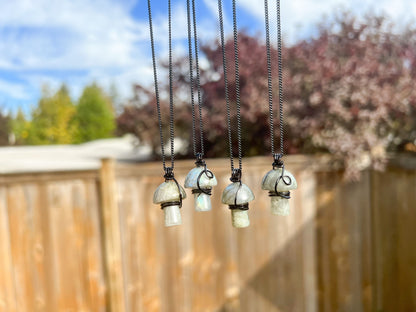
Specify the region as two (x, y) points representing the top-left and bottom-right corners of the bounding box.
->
(195, 165), (214, 195)
(163, 168), (183, 208)
(268, 161), (292, 199)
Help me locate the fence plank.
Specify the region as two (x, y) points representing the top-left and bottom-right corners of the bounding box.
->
(85, 179), (107, 311)
(0, 186), (17, 312)
(100, 158), (126, 312)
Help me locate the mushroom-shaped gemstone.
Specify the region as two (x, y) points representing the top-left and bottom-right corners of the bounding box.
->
(153, 181), (187, 227)
(221, 182), (255, 228)
(261, 168), (297, 216)
(184, 166), (217, 212)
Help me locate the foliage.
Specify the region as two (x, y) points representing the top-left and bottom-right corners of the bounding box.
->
(26, 85), (76, 145)
(10, 108), (30, 145)
(0, 111), (11, 146)
(284, 12), (416, 178)
(73, 83), (115, 143)
(117, 12), (416, 178)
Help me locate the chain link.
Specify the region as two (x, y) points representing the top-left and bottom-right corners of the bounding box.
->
(168, 0), (175, 168)
(191, 0), (205, 157)
(277, 0), (284, 156)
(186, 0), (205, 159)
(264, 0), (285, 157)
(217, 0), (235, 172)
(186, 0), (197, 157)
(232, 0), (243, 171)
(147, 0), (175, 171)
(147, 0), (166, 170)
(264, 0), (274, 155)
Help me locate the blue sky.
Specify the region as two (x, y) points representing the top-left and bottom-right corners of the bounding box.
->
(0, 0), (415, 115)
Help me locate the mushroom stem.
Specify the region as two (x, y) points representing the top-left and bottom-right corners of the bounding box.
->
(163, 204), (182, 226)
(271, 197), (290, 216)
(231, 209), (250, 228)
(193, 192), (212, 212)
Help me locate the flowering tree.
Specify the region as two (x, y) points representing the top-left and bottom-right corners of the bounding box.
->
(284, 12), (416, 177)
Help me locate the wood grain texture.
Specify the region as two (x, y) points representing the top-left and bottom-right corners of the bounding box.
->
(0, 156), (414, 311)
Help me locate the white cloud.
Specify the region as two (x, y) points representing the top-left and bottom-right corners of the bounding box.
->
(0, 0), (146, 71)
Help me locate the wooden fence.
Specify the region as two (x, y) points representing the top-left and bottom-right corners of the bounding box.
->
(0, 155), (415, 312)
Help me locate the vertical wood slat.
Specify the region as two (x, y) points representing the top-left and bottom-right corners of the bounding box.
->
(85, 179), (107, 311)
(7, 185), (34, 312)
(372, 168), (416, 312)
(0, 186), (17, 312)
(100, 158), (126, 312)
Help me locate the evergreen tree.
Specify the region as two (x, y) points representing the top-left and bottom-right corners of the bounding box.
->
(11, 108), (30, 145)
(0, 110), (11, 146)
(73, 84), (115, 143)
(27, 84), (76, 145)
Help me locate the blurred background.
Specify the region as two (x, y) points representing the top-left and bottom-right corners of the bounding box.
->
(0, 0), (415, 311)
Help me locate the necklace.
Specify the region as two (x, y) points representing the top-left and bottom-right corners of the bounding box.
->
(148, 0), (186, 227)
(184, 0), (218, 212)
(261, 0), (297, 216)
(218, 0), (255, 228)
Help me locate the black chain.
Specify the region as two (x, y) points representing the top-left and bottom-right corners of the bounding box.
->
(264, 0), (274, 155)
(277, 0), (284, 156)
(147, 0), (166, 170)
(217, 0), (234, 172)
(264, 0), (284, 157)
(186, 0), (197, 157)
(186, 0), (205, 158)
(232, 0), (243, 171)
(192, 0), (205, 157)
(147, 0), (175, 171)
(168, 0), (175, 168)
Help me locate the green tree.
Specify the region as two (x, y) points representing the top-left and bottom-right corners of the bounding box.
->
(0, 110), (11, 146)
(11, 108), (30, 145)
(27, 84), (76, 145)
(73, 84), (115, 143)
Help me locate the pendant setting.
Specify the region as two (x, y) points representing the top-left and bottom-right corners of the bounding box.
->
(221, 169), (255, 228)
(184, 155), (217, 212)
(153, 168), (187, 227)
(261, 154), (297, 216)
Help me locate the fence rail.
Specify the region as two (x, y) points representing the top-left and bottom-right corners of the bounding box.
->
(0, 155), (414, 311)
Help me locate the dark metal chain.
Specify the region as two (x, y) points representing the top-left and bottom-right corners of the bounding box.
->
(264, 0), (284, 157)
(168, 0), (175, 168)
(147, 0), (175, 171)
(264, 0), (274, 155)
(217, 0), (235, 172)
(147, 0), (166, 170)
(186, 0), (205, 158)
(186, 0), (197, 157)
(191, 0), (205, 157)
(277, 0), (284, 156)
(263, 0), (285, 157)
(232, 0), (243, 170)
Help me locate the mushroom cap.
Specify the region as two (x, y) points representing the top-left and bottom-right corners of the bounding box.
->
(184, 166), (217, 189)
(261, 168), (297, 192)
(221, 182), (255, 205)
(153, 180), (187, 204)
